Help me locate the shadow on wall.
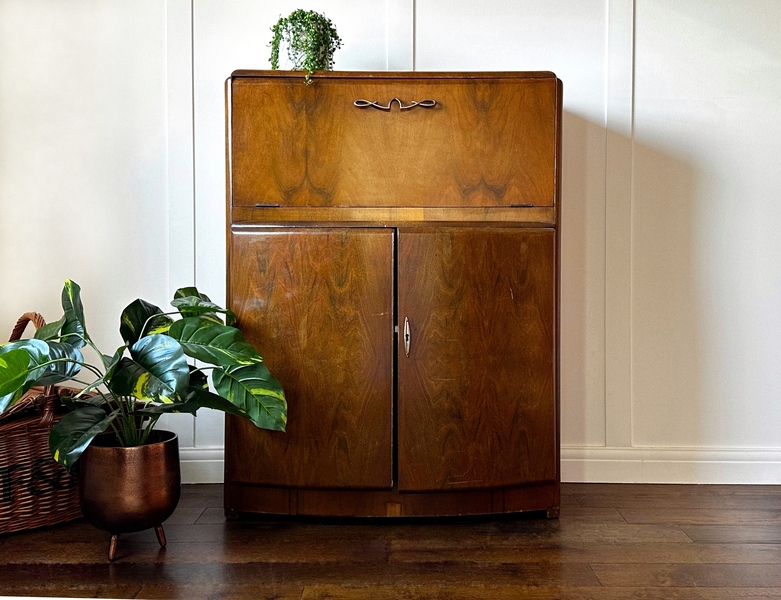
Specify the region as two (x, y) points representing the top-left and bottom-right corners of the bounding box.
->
(559, 111), (700, 451)
(631, 132), (701, 450)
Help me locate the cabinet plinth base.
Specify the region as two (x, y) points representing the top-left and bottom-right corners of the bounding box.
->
(224, 481), (559, 518)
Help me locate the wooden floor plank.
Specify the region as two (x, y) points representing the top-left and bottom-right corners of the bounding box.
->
(592, 563), (781, 588)
(575, 491), (781, 511)
(301, 586), (781, 600)
(558, 507), (627, 522)
(681, 525), (781, 544)
(137, 583), (305, 599)
(564, 483), (781, 496)
(619, 508), (781, 526)
(2, 483), (781, 598)
(0, 562), (601, 588)
(560, 492), (580, 508)
(388, 543), (781, 564)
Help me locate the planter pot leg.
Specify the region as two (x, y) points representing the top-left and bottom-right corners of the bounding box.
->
(154, 524), (167, 548)
(108, 534), (119, 561)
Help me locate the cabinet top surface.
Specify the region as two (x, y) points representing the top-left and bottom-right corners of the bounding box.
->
(230, 70), (558, 81)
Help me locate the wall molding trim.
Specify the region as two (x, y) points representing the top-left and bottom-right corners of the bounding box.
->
(182, 446), (781, 486)
(386, 0), (414, 70)
(562, 446), (781, 484)
(180, 447), (224, 484)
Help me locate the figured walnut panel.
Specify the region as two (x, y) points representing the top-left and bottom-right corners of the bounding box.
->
(230, 76), (556, 208)
(397, 228), (556, 492)
(227, 228), (394, 489)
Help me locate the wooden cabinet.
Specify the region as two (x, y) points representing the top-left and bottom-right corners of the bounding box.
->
(225, 71), (562, 518)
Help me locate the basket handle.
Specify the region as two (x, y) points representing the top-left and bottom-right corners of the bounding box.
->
(9, 312), (46, 342)
(7, 312), (59, 424)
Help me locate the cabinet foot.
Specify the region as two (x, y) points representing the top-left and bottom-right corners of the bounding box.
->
(546, 506), (560, 519)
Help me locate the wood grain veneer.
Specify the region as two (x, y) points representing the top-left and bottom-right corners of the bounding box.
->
(227, 228), (394, 489)
(397, 228), (556, 492)
(225, 71), (562, 517)
(229, 74), (557, 209)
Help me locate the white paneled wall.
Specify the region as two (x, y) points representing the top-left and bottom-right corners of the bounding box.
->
(0, 2), (172, 422)
(631, 2), (781, 450)
(3, 1), (781, 483)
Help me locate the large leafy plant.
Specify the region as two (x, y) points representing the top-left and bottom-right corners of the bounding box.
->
(0, 280), (286, 471)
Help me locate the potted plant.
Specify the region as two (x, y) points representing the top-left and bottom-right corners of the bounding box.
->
(269, 9), (342, 83)
(0, 280), (286, 559)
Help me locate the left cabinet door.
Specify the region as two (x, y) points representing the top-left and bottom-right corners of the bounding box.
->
(227, 228), (395, 489)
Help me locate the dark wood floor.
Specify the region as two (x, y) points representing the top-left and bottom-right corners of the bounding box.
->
(1, 483), (781, 599)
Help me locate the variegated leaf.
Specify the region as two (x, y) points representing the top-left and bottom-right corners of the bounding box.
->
(168, 317), (262, 367)
(119, 298), (173, 346)
(171, 287), (236, 326)
(0, 348), (33, 410)
(49, 406), (119, 471)
(61, 279), (87, 348)
(108, 335), (189, 403)
(33, 316), (66, 341)
(212, 363), (286, 431)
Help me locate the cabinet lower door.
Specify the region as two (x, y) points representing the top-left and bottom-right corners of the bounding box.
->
(227, 228), (394, 489)
(397, 228), (557, 492)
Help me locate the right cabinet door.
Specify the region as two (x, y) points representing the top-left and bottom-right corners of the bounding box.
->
(397, 228), (557, 492)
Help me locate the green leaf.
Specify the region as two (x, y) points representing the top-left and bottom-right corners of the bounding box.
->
(2, 339), (49, 380)
(168, 317), (262, 367)
(0, 389), (23, 414)
(171, 288), (236, 326)
(189, 366), (208, 390)
(0, 349), (33, 409)
(212, 363), (287, 431)
(174, 286), (210, 301)
(0, 341), (50, 411)
(34, 341), (83, 386)
(61, 280), (87, 348)
(61, 393), (110, 412)
(185, 385), (255, 419)
(103, 346), (125, 380)
(134, 367), (207, 416)
(119, 298), (172, 346)
(0, 340), (84, 410)
(136, 385), (253, 421)
(33, 316), (66, 341)
(108, 335), (189, 403)
(49, 406), (119, 471)
(135, 396), (199, 416)
(132, 365), (209, 417)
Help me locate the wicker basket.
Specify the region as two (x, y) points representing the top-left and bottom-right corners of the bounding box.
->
(0, 312), (82, 535)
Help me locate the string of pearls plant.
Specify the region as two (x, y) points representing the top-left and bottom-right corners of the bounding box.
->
(269, 9), (342, 83)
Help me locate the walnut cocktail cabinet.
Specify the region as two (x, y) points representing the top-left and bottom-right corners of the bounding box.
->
(225, 71), (562, 518)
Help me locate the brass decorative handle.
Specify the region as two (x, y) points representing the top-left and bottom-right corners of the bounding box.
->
(404, 317), (411, 357)
(354, 98), (437, 111)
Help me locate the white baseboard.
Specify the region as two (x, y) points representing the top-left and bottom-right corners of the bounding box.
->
(178, 445), (781, 485)
(180, 447), (224, 483)
(562, 446), (781, 484)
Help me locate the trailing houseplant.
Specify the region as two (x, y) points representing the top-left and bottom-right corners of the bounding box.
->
(269, 9), (342, 83)
(0, 280), (286, 471)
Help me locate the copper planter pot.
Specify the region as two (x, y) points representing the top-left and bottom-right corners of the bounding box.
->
(78, 430), (180, 561)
